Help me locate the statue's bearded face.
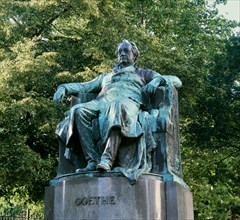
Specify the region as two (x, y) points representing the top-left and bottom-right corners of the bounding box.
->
(117, 42), (135, 66)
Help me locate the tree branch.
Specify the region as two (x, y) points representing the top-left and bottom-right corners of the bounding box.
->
(216, 148), (240, 167)
(31, 4), (71, 38)
(50, 23), (81, 40)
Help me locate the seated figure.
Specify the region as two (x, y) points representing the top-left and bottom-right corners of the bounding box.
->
(53, 39), (182, 183)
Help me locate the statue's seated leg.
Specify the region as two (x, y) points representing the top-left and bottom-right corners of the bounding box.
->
(96, 99), (142, 173)
(73, 103), (101, 171)
(97, 127), (122, 171)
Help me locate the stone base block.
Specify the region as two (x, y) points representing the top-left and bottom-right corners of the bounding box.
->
(44, 174), (193, 220)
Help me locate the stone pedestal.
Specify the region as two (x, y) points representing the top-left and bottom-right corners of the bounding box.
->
(44, 174), (194, 220)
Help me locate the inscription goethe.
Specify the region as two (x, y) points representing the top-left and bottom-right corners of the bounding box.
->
(75, 196), (116, 206)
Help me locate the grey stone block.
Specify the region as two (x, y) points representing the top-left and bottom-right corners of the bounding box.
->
(45, 175), (193, 220)
(165, 182), (194, 220)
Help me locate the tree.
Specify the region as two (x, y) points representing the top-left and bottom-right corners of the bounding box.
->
(0, 0), (239, 218)
(182, 35), (240, 219)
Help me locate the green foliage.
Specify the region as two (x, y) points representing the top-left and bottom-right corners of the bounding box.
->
(182, 35), (240, 219)
(0, 193), (44, 219)
(183, 146), (240, 219)
(0, 0), (239, 218)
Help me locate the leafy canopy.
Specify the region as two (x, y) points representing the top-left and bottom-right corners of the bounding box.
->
(0, 0), (239, 218)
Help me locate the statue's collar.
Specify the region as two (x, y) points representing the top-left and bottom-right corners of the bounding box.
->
(112, 63), (136, 74)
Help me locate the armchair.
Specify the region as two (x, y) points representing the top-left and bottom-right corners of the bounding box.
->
(55, 75), (185, 185)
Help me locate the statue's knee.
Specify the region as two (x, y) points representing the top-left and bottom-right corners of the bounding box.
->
(74, 107), (85, 120)
(74, 106), (95, 121)
(75, 107), (84, 115)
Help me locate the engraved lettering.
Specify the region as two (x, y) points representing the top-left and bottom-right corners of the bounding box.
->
(94, 196), (101, 205)
(110, 196), (115, 205)
(81, 197), (88, 206)
(101, 196), (108, 205)
(88, 197), (94, 205)
(75, 196), (116, 206)
(75, 198), (81, 206)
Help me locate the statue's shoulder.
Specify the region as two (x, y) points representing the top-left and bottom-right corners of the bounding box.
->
(102, 72), (113, 78)
(136, 68), (159, 80)
(97, 72), (112, 80)
(100, 72), (113, 84)
(137, 68), (182, 88)
(136, 67), (157, 77)
(136, 67), (155, 73)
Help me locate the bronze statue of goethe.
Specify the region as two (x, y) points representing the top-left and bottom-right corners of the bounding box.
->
(53, 40), (167, 182)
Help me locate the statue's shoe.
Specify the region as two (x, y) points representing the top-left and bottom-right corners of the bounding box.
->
(76, 161), (97, 172)
(97, 160), (111, 171)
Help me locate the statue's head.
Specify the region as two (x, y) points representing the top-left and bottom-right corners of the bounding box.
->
(115, 40), (140, 66)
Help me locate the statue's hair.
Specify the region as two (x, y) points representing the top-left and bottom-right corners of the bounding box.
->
(115, 39), (140, 61)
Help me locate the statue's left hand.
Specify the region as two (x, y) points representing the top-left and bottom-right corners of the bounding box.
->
(142, 84), (157, 95)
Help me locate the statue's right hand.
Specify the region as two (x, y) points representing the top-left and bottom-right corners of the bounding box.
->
(53, 87), (66, 104)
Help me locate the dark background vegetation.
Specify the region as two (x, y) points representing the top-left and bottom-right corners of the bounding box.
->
(0, 0), (239, 219)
